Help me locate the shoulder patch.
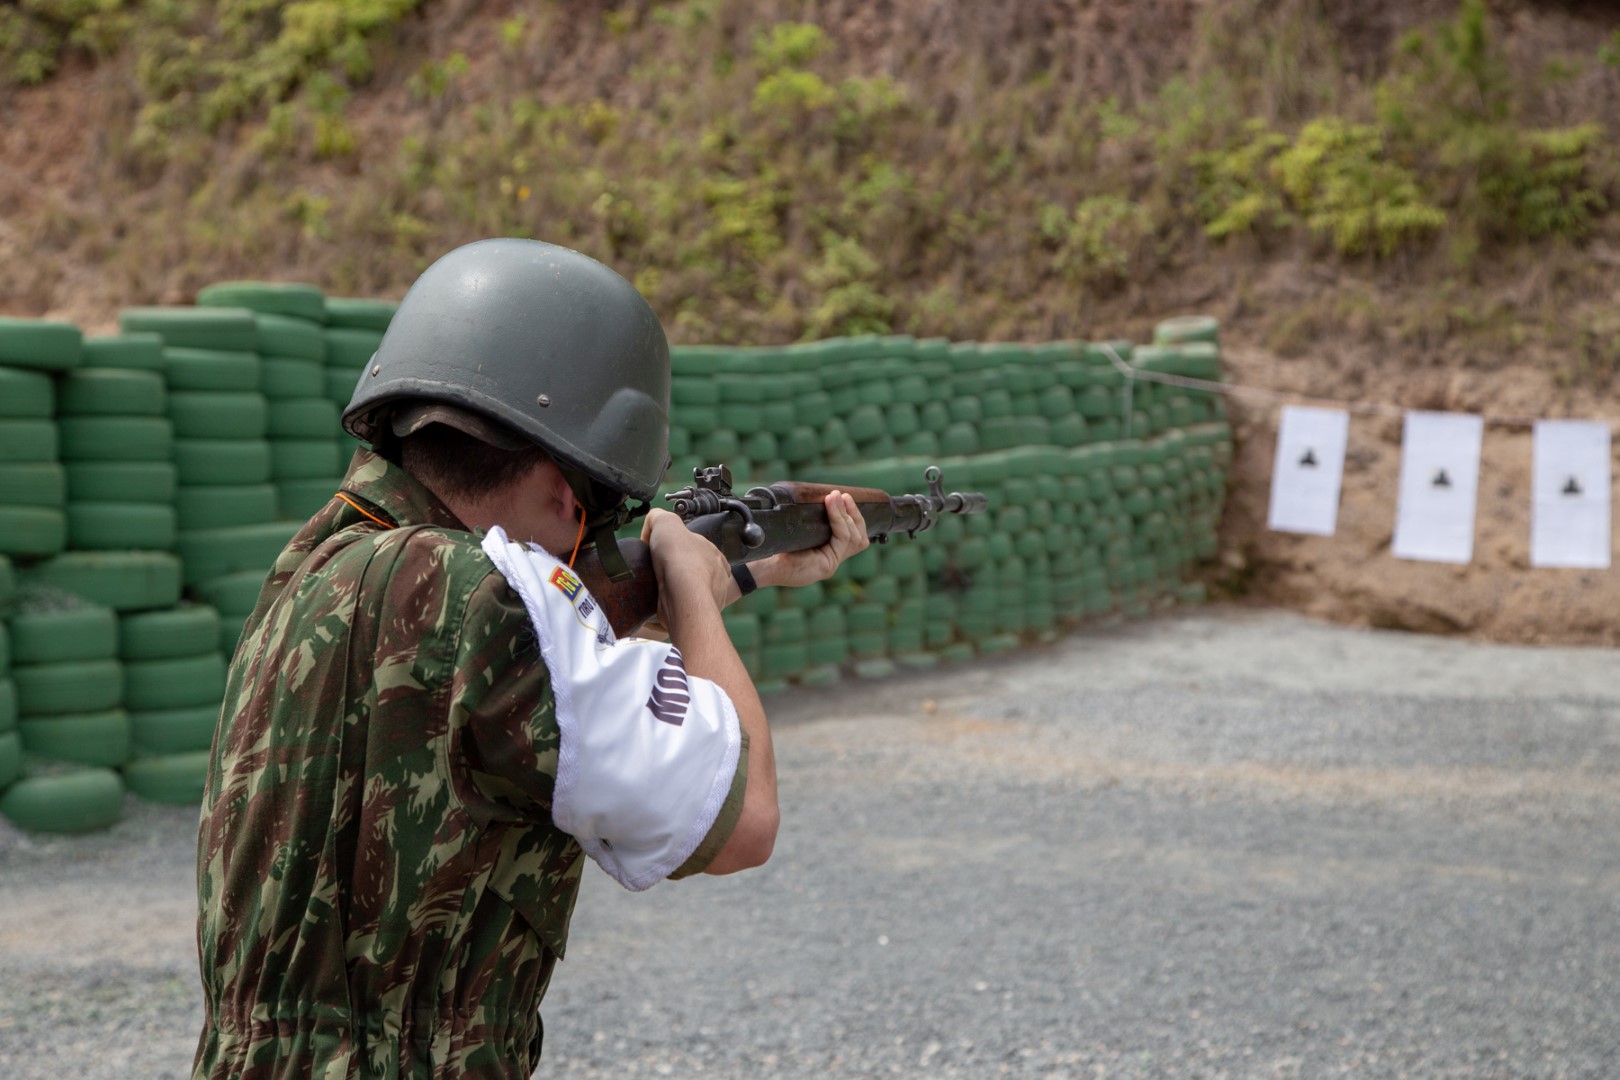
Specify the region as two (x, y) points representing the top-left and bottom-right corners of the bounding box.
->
(549, 566), (583, 602)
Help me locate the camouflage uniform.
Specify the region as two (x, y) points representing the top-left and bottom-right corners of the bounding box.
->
(195, 450), (747, 1079)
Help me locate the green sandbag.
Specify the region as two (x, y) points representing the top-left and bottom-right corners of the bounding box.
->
(276, 479), (342, 522)
(270, 439), (343, 480)
(168, 391), (268, 439)
(163, 348), (262, 392)
(190, 569), (269, 614)
(198, 281), (327, 325)
(65, 462), (177, 505)
(262, 357), (325, 399)
(0, 366), (54, 418)
(123, 653), (227, 711)
(173, 439), (272, 485)
(177, 522), (298, 587)
(57, 368), (167, 417)
(0, 730), (17, 786)
(20, 551), (183, 612)
(695, 428), (738, 461)
(0, 419), (59, 463)
(0, 316), (82, 371)
(130, 703), (220, 755)
(175, 484), (278, 531)
(122, 750), (210, 806)
(82, 334), (165, 372)
(13, 658), (123, 716)
(324, 328), (383, 368)
(267, 398), (340, 439)
(57, 417), (174, 462)
(326, 367), (362, 405)
(671, 378), (721, 406)
(675, 347), (735, 376)
(9, 600), (118, 664)
(66, 503), (178, 552)
(0, 506), (66, 557)
(119, 604), (223, 661)
(255, 314), (326, 360)
(0, 681), (14, 734)
(1153, 314), (1220, 346)
(119, 306), (258, 352)
(760, 642), (808, 679)
(218, 612), (249, 657)
(1, 767), (125, 832)
(0, 463), (66, 507)
(324, 297), (395, 332)
(19, 708), (131, 768)
(0, 554), (12, 611)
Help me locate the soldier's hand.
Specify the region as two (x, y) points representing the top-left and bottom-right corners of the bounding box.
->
(754, 491), (869, 590)
(642, 507), (731, 612)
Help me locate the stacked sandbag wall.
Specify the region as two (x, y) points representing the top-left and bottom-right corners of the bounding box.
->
(0, 294), (395, 832)
(0, 319), (169, 831)
(194, 283), (346, 522)
(118, 304), (297, 656)
(662, 323), (1231, 691)
(10, 592), (128, 771)
(120, 604), (228, 805)
(0, 291), (1226, 828)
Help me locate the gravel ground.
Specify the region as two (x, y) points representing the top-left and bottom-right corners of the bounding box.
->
(2, 608), (1617, 1079)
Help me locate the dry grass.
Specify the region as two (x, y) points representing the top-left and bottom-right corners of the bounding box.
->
(0, 0), (1615, 364)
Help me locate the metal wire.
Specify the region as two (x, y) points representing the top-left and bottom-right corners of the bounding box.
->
(1094, 342), (1566, 430)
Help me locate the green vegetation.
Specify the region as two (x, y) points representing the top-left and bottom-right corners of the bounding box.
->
(1, 0), (422, 146)
(1272, 118), (1447, 257)
(1374, 0), (1612, 259)
(5, 0), (1619, 359)
(0, 0), (130, 84)
(1603, 31), (1620, 68)
(1039, 196), (1157, 289)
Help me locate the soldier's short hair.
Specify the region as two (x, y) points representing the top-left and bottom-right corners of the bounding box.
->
(400, 422), (552, 501)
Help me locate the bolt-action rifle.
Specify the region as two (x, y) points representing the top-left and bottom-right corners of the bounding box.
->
(575, 464), (989, 636)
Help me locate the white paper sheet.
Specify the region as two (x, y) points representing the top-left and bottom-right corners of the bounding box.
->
(1391, 412), (1484, 564)
(1267, 406), (1350, 536)
(1530, 419), (1611, 569)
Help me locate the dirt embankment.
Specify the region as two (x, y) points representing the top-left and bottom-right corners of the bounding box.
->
(1215, 325), (1620, 647)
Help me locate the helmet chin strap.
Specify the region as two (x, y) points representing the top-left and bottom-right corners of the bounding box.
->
(556, 460), (649, 582)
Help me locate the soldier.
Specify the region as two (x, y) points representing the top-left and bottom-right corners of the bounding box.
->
(193, 239), (869, 1078)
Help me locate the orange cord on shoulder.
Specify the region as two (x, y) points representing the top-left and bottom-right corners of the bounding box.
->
(567, 505), (587, 568)
(333, 492), (396, 530)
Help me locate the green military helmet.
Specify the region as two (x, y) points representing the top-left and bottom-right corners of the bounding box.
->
(343, 238), (672, 501)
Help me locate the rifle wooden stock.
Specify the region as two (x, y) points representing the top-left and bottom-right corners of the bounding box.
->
(573, 538), (659, 638)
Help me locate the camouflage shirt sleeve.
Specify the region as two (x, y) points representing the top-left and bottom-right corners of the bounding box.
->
(450, 568), (562, 826)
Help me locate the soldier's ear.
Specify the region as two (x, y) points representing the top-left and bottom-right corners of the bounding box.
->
(544, 462), (580, 526)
